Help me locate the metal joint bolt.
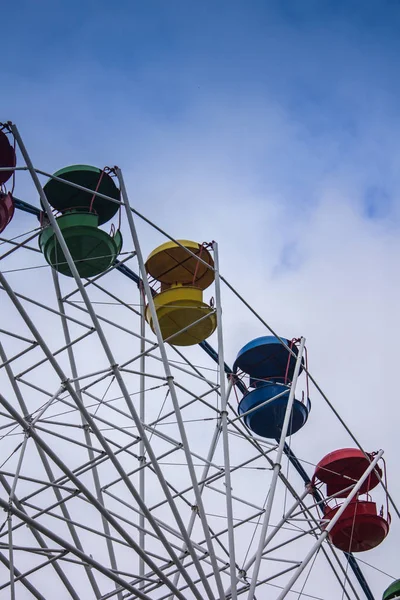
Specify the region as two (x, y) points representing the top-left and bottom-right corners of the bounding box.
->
(24, 417), (33, 435)
(305, 482), (316, 495)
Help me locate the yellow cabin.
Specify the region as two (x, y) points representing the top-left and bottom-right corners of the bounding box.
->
(145, 240), (217, 346)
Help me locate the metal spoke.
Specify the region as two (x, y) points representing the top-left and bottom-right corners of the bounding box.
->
(0, 121), (385, 600)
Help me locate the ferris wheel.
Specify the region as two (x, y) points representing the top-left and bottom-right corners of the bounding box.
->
(0, 121), (398, 600)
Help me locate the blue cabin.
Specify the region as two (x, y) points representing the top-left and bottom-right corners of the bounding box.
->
(233, 336), (304, 385)
(234, 336), (310, 439)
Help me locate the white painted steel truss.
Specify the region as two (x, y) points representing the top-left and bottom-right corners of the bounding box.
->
(0, 122), (392, 599)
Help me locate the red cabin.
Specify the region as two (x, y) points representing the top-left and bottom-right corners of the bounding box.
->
(0, 193), (15, 234)
(314, 448), (382, 497)
(324, 501), (389, 553)
(0, 129), (16, 186)
(314, 448), (390, 553)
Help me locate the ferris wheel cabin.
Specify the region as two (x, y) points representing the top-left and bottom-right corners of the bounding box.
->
(39, 165), (123, 278)
(314, 448), (382, 496)
(0, 129), (16, 186)
(314, 448), (390, 553)
(0, 129), (16, 233)
(145, 240), (217, 346)
(234, 336), (310, 439)
(0, 192), (15, 234)
(383, 580), (400, 600)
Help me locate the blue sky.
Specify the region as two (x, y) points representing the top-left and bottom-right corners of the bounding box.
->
(4, 0), (400, 233)
(3, 0), (399, 289)
(3, 0), (399, 341)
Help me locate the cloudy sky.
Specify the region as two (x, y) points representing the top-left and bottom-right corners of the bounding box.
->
(1, 0), (400, 598)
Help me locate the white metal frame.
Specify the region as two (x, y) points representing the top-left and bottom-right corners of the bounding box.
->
(0, 121), (394, 600)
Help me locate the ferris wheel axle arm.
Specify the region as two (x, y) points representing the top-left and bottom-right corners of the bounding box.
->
(117, 167), (223, 600)
(11, 124), (213, 600)
(246, 337), (306, 600)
